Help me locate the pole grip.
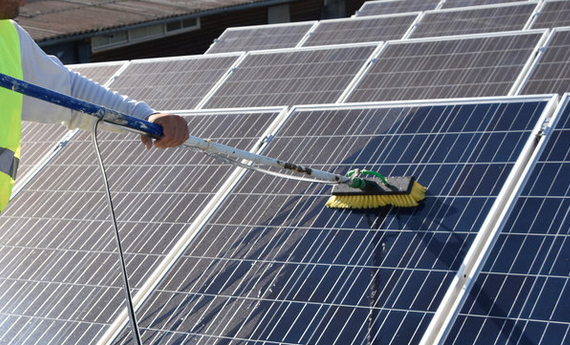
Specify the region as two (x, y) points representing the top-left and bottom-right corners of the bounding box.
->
(0, 72), (164, 138)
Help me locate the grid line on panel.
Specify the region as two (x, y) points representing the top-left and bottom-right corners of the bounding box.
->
(202, 45), (379, 108)
(443, 96), (570, 345)
(408, 3), (538, 39)
(520, 28), (570, 96)
(206, 22), (315, 54)
(301, 14), (418, 47)
(121, 98), (550, 345)
(346, 31), (545, 102)
(107, 55), (242, 111)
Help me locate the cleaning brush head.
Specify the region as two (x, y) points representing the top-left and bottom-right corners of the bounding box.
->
(326, 173), (426, 209)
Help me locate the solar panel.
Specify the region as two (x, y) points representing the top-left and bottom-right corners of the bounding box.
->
(355, 0), (441, 17)
(345, 31), (547, 103)
(205, 22), (316, 54)
(408, 3), (538, 39)
(442, 94), (570, 345)
(441, 0), (535, 9)
(530, 0), (570, 29)
(0, 108), (285, 344)
(201, 44), (379, 109)
(520, 28), (570, 96)
(106, 96), (554, 345)
(301, 13), (419, 47)
(106, 54), (243, 111)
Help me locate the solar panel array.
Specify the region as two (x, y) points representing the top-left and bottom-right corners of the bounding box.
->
(5, 0), (570, 344)
(111, 97), (555, 345)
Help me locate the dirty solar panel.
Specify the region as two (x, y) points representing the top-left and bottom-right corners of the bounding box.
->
(206, 22), (315, 54)
(520, 29), (570, 95)
(347, 31), (544, 102)
(444, 96), (570, 345)
(18, 62), (125, 182)
(113, 99), (550, 345)
(409, 3), (538, 39)
(530, 0), (570, 29)
(441, 0), (533, 9)
(107, 54), (241, 111)
(202, 45), (377, 108)
(355, 0), (440, 16)
(0, 110), (281, 345)
(301, 14), (418, 47)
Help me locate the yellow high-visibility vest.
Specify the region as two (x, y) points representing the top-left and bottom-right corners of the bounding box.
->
(0, 20), (23, 213)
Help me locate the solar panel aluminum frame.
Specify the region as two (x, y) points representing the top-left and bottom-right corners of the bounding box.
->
(11, 60), (130, 203)
(419, 93), (561, 345)
(513, 26), (570, 96)
(95, 106), (290, 345)
(338, 28), (551, 103)
(299, 12), (422, 47)
(406, 1), (542, 38)
(204, 21), (318, 54)
(197, 42), (385, 109)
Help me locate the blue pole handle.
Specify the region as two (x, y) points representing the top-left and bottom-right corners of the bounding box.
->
(0, 72), (164, 138)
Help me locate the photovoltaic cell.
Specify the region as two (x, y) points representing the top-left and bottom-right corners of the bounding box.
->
(409, 3), (537, 39)
(444, 95), (570, 345)
(205, 22), (315, 54)
(0, 109), (282, 344)
(530, 0), (570, 29)
(520, 28), (570, 95)
(107, 54), (242, 111)
(441, 0), (533, 9)
(346, 31), (545, 102)
(111, 98), (551, 345)
(355, 0), (440, 17)
(301, 14), (418, 47)
(202, 45), (378, 108)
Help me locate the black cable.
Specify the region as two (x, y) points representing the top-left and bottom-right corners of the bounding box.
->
(92, 119), (143, 345)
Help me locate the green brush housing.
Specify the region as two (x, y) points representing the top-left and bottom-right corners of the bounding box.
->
(333, 176), (417, 195)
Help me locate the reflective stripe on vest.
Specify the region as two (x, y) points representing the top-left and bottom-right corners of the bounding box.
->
(0, 20), (23, 214)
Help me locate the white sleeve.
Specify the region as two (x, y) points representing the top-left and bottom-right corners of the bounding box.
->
(15, 21), (155, 132)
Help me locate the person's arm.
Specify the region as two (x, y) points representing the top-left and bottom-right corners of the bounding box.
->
(14, 21), (187, 148)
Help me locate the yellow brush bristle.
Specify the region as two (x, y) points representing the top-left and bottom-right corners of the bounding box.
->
(326, 181), (427, 209)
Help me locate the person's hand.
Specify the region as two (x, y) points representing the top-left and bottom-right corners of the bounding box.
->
(141, 113), (189, 149)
